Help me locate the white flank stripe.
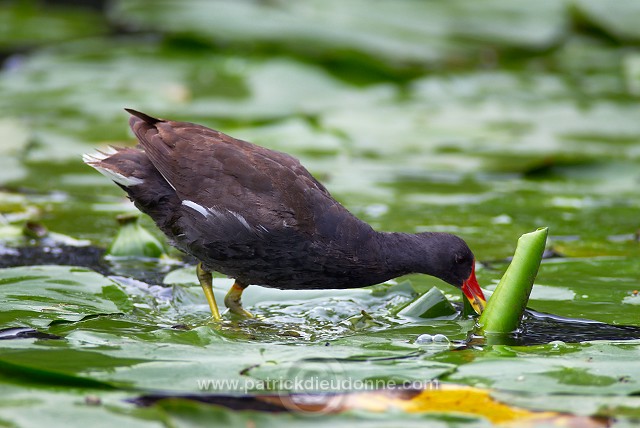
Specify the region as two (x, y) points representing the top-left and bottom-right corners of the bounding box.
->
(228, 209), (252, 230)
(182, 200), (209, 218)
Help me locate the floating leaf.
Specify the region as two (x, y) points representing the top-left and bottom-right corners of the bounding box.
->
(111, 0), (568, 65)
(575, 0), (640, 42)
(0, 265), (128, 328)
(397, 287), (457, 319)
(0, 1), (108, 48)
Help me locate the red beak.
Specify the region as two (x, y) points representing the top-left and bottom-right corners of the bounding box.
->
(461, 262), (486, 314)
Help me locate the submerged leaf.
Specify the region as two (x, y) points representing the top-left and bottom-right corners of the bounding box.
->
(341, 310), (383, 330)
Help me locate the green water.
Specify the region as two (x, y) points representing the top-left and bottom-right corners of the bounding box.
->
(0, 0), (639, 425)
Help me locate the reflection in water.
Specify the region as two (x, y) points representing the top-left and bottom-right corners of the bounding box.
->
(517, 309), (640, 345)
(468, 309), (640, 347)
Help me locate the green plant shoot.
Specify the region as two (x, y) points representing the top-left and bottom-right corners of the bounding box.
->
(478, 227), (548, 334)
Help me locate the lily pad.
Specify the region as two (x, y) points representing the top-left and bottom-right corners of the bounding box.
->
(0, 0), (108, 49)
(445, 341), (640, 395)
(111, 0), (568, 66)
(575, 0), (640, 42)
(0, 265), (129, 328)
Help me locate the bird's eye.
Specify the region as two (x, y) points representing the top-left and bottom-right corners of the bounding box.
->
(455, 254), (465, 264)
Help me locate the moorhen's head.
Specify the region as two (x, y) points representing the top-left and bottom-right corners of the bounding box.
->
(417, 233), (487, 314)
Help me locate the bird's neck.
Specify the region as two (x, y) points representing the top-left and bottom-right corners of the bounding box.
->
(375, 231), (442, 278)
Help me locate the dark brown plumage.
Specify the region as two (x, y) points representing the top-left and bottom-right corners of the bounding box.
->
(84, 109), (486, 318)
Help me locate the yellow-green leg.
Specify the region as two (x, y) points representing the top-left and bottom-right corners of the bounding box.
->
(224, 281), (253, 318)
(196, 262), (221, 321)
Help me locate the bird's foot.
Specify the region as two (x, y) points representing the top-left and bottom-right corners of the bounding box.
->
(196, 262), (221, 321)
(224, 282), (253, 318)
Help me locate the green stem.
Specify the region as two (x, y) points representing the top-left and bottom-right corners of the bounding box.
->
(478, 227), (548, 335)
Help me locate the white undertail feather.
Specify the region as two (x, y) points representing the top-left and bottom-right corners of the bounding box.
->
(82, 150), (144, 187)
(82, 150), (108, 164)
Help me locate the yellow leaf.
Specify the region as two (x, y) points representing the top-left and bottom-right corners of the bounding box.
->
(260, 385), (609, 426)
(346, 385), (547, 423)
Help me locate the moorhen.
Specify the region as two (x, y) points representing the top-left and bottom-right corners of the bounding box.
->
(84, 110), (486, 320)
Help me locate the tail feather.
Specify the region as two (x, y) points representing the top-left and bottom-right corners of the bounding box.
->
(83, 146), (180, 229)
(83, 147), (146, 187)
(124, 108), (163, 125)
